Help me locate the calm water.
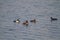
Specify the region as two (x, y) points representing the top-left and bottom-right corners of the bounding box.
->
(0, 0), (60, 40)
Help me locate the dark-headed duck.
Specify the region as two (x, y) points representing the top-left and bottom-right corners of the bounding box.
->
(13, 19), (20, 23)
(50, 17), (58, 21)
(30, 19), (36, 23)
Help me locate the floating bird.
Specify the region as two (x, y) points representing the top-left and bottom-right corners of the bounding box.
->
(50, 17), (58, 21)
(22, 20), (29, 26)
(30, 19), (36, 23)
(13, 19), (20, 23)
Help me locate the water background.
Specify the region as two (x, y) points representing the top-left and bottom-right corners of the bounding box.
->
(0, 0), (60, 40)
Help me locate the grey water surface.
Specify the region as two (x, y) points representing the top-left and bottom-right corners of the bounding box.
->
(0, 0), (60, 40)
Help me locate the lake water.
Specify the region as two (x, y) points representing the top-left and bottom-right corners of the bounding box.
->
(0, 0), (60, 40)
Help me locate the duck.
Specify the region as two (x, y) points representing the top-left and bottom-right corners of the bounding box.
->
(30, 19), (36, 23)
(13, 19), (20, 23)
(22, 20), (29, 26)
(50, 17), (58, 21)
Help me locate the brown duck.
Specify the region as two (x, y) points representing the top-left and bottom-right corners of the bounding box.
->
(22, 20), (29, 26)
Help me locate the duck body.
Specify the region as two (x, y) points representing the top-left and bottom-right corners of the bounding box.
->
(30, 19), (36, 23)
(50, 17), (58, 21)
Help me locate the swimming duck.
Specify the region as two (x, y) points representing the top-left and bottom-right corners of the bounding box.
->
(30, 19), (36, 23)
(50, 17), (58, 21)
(13, 19), (20, 23)
(22, 20), (29, 26)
